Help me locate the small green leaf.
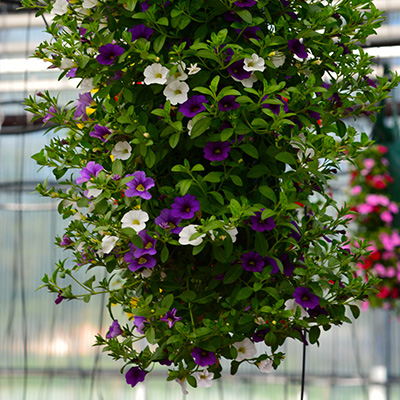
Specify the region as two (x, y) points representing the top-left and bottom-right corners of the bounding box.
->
(241, 144), (259, 159)
(230, 175), (243, 186)
(157, 17), (169, 26)
(203, 172), (222, 182)
(236, 286), (253, 301)
(179, 290), (196, 302)
(309, 326), (320, 344)
(153, 35), (166, 53)
(350, 304), (360, 319)
(146, 327), (156, 344)
(224, 263), (243, 284)
(259, 186), (277, 203)
(161, 294), (174, 310)
(161, 246), (169, 263)
(275, 152), (297, 165)
(237, 9), (252, 23)
(190, 116), (212, 138)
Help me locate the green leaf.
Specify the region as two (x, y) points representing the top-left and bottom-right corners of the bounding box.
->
(230, 175), (243, 186)
(236, 286), (253, 301)
(153, 35), (166, 53)
(203, 172), (222, 182)
(191, 164), (205, 172)
(224, 263), (243, 284)
(275, 152), (297, 165)
(259, 186), (277, 203)
(169, 132), (180, 148)
(241, 143), (259, 159)
(190, 117), (212, 138)
(161, 246), (169, 263)
(237, 9), (252, 23)
(210, 75), (220, 94)
(146, 326), (156, 344)
(157, 17), (169, 26)
(179, 290), (196, 302)
(265, 331), (277, 346)
(309, 326), (320, 344)
(177, 179), (192, 195)
(145, 148), (156, 168)
(161, 293), (174, 310)
(252, 118), (269, 128)
(247, 164), (269, 178)
(350, 304), (360, 319)
(210, 191), (224, 204)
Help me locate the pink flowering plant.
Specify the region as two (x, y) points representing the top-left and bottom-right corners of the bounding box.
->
(348, 144), (400, 309)
(23, 0), (397, 390)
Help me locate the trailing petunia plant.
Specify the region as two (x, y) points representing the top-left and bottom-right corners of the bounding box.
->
(23, 0), (398, 390)
(347, 144), (400, 311)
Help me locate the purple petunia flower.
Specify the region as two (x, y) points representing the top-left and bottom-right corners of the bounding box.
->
(74, 92), (93, 121)
(126, 253), (156, 272)
(234, 0), (257, 7)
(131, 231), (157, 258)
(155, 209), (182, 234)
(228, 60), (252, 80)
(241, 251), (265, 272)
(218, 95), (240, 112)
(60, 235), (73, 247)
(171, 194), (200, 220)
(336, 42), (351, 55)
(288, 38), (308, 59)
(264, 256), (280, 274)
(252, 328), (270, 343)
(55, 290), (64, 305)
(89, 124), (111, 142)
(76, 161), (104, 184)
(293, 286), (320, 309)
(223, 11), (241, 23)
(160, 308), (182, 328)
(307, 110), (321, 120)
(106, 320), (122, 339)
(288, 221), (302, 242)
(125, 171), (155, 200)
(97, 43), (125, 65)
(250, 212), (276, 232)
(192, 347), (217, 367)
(129, 23), (154, 41)
(66, 68), (77, 78)
(363, 75), (377, 88)
(203, 141), (231, 161)
(43, 105), (57, 123)
(179, 95), (208, 118)
(216, 44), (235, 62)
(262, 95), (289, 116)
(133, 316), (149, 334)
(279, 253), (294, 276)
(307, 305), (328, 318)
(125, 366), (147, 388)
(234, 26), (261, 40)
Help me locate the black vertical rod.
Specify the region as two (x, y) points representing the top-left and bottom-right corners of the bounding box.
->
(300, 331), (307, 400)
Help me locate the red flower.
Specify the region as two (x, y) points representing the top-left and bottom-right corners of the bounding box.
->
(370, 250), (381, 261)
(391, 287), (399, 299)
(376, 145), (388, 154)
(377, 286), (390, 299)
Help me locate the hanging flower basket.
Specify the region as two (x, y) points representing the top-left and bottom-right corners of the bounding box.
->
(23, 0), (397, 390)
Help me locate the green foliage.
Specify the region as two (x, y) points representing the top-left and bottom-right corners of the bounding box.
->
(23, 0), (397, 390)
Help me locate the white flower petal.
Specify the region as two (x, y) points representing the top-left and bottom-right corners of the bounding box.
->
(193, 369), (214, 388)
(101, 235), (119, 254)
(163, 81), (189, 105)
(179, 225), (205, 246)
(112, 141), (132, 160)
(144, 63), (170, 85)
(233, 338), (257, 361)
(243, 54), (265, 72)
(121, 210), (149, 233)
(259, 359), (274, 373)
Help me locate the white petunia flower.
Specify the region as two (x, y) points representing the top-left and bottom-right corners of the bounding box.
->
(167, 62), (188, 83)
(243, 54), (266, 72)
(187, 63), (201, 75)
(78, 78), (95, 91)
(270, 52), (286, 68)
(187, 119), (193, 136)
(60, 58), (75, 69)
(82, 0), (98, 8)
(284, 299), (307, 319)
(86, 186), (102, 199)
(233, 338), (257, 362)
(179, 225), (206, 246)
(121, 210), (149, 233)
(259, 359), (274, 374)
(210, 222), (238, 243)
(144, 63), (169, 85)
(51, 0), (68, 16)
(163, 80), (189, 105)
(290, 133), (315, 161)
(175, 378), (189, 395)
(111, 141), (132, 160)
(232, 73), (258, 88)
(101, 235), (118, 254)
(193, 369), (214, 388)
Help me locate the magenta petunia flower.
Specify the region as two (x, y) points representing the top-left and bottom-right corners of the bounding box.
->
(288, 38), (308, 58)
(179, 95), (208, 118)
(293, 287), (319, 309)
(218, 95), (240, 112)
(76, 161), (104, 184)
(125, 171), (155, 199)
(204, 141), (231, 161)
(106, 320), (122, 339)
(227, 60), (252, 80)
(155, 209), (182, 234)
(250, 212), (276, 232)
(89, 124), (111, 142)
(125, 366), (147, 388)
(97, 43), (125, 65)
(160, 308), (182, 328)
(131, 231), (157, 258)
(241, 251), (265, 272)
(129, 24), (154, 41)
(192, 347), (217, 367)
(171, 194), (200, 219)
